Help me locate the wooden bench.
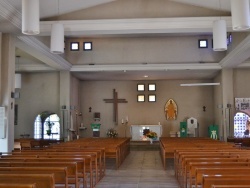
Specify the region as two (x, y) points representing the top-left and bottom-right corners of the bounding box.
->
(0, 174), (55, 188)
(0, 183), (37, 188)
(0, 167), (68, 188)
(212, 185), (250, 188)
(202, 175), (250, 188)
(0, 161), (80, 188)
(195, 167), (250, 188)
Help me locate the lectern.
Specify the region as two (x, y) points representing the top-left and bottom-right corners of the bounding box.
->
(91, 123), (101, 137)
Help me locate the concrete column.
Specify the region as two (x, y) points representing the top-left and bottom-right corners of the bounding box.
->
(0, 34), (16, 152)
(221, 69), (234, 141)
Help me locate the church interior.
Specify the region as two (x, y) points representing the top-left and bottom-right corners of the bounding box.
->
(1, 0), (250, 187)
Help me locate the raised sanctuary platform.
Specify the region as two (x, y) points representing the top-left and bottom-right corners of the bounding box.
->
(130, 140), (160, 151)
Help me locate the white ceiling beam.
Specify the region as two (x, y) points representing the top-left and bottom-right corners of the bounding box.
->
(16, 36), (72, 70)
(71, 63), (221, 72)
(220, 34), (250, 68)
(40, 17), (233, 36)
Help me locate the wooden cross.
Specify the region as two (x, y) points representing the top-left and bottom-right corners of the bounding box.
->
(104, 89), (128, 125)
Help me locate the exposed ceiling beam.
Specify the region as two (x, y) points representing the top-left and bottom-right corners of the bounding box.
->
(40, 17), (233, 37)
(220, 34), (250, 68)
(16, 36), (72, 70)
(71, 63), (221, 72)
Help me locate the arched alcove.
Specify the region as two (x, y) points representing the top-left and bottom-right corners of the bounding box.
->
(234, 112), (249, 137)
(34, 111), (60, 140)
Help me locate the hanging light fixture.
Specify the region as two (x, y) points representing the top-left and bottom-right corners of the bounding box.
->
(231, 0), (250, 30)
(50, 0), (64, 54)
(15, 56), (21, 89)
(50, 23), (64, 54)
(213, 0), (227, 51)
(213, 20), (227, 51)
(22, 0), (40, 35)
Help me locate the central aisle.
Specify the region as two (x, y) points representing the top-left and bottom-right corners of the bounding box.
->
(96, 151), (179, 188)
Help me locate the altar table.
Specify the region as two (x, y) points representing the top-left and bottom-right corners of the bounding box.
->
(130, 125), (162, 141)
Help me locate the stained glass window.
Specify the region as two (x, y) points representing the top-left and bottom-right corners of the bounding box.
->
(234, 112), (249, 137)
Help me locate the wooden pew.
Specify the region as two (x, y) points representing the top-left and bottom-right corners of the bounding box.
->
(202, 175), (250, 188)
(7, 152), (96, 186)
(212, 185), (250, 188)
(187, 161), (250, 188)
(0, 158), (85, 187)
(195, 167), (250, 188)
(0, 160), (81, 188)
(0, 174), (55, 188)
(0, 167), (68, 188)
(0, 183), (37, 188)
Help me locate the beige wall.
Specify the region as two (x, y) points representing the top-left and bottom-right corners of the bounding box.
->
(79, 79), (215, 138)
(15, 72), (60, 139)
(66, 36), (225, 66)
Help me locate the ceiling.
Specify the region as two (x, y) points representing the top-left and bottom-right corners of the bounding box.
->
(1, 0), (250, 81)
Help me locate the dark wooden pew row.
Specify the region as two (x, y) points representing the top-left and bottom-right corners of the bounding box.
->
(0, 162), (79, 188)
(0, 167), (68, 188)
(0, 174), (55, 188)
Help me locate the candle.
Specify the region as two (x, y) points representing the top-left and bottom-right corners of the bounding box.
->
(126, 116), (129, 122)
(122, 119), (124, 124)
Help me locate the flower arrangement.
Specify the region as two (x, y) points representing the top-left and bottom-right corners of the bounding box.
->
(146, 131), (157, 139)
(106, 128), (118, 138)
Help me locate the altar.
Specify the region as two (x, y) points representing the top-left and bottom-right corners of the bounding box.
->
(130, 125), (162, 141)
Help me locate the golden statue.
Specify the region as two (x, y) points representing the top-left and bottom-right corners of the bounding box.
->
(164, 99), (177, 120)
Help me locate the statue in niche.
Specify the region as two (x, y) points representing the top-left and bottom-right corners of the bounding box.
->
(164, 99), (177, 120)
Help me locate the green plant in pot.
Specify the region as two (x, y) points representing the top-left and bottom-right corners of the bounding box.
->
(46, 121), (54, 136)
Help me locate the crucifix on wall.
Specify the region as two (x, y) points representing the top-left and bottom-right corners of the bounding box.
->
(103, 89), (128, 125)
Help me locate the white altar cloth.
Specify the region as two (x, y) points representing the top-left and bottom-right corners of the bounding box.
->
(130, 125), (162, 141)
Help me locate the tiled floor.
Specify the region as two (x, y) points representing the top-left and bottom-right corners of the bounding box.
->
(96, 151), (179, 188)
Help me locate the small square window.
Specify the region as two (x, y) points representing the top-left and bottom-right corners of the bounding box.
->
(137, 84), (145, 91)
(84, 42), (92, 51)
(148, 84), (156, 91)
(137, 95), (145, 102)
(198, 39), (208, 48)
(148, 94), (156, 102)
(70, 42), (79, 51)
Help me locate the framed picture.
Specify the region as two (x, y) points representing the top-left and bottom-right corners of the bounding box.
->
(137, 94), (145, 102)
(137, 84), (145, 91)
(148, 94), (156, 102)
(148, 83), (156, 91)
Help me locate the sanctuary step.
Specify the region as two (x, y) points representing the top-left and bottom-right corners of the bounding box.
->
(130, 140), (160, 151)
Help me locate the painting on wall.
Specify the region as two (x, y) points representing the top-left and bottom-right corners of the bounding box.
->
(164, 99), (177, 120)
(235, 98), (250, 110)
